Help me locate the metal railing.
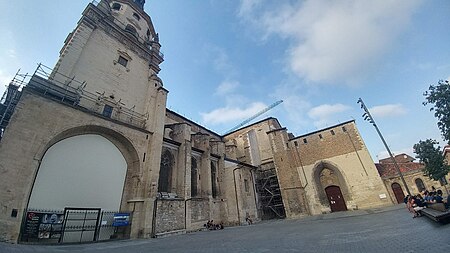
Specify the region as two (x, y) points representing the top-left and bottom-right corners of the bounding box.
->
(29, 64), (147, 129)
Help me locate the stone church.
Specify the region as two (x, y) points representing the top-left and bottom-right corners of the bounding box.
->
(0, 0), (395, 244)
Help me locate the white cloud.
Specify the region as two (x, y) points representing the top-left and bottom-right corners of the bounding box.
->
(201, 102), (267, 125)
(215, 80), (239, 96)
(369, 104), (407, 118)
(238, 0), (262, 17)
(308, 103), (351, 128)
(6, 49), (16, 58)
(243, 0), (422, 84)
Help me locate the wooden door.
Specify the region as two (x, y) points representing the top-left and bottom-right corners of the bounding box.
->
(325, 186), (347, 212)
(391, 183), (405, 204)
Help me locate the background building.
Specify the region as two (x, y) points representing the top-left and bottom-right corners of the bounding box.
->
(376, 153), (449, 203)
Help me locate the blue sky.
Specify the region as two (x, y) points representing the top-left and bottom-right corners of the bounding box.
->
(1, 0), (449, 161)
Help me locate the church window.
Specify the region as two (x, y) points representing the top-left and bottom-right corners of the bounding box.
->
(211, 161), (218, 198)
(191, 157), (198, 197)
(319, 134), (323, 139)
(330, 130), (335, 135)
(294, 141), (298, 147)
(303, 138), (307, 144)
(118, 56), (128, 67)
(112, 3), (121, 11)
(102, 105), (113, 118)
(133, 13), (141, 21)
(415, 178), (425, 192)
(244, 179), (249, 192)
(158, 149), (174, 193)
(342, 126), (347, 132)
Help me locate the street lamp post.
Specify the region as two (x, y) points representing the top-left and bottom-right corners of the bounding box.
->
(357, 98), (412, 196)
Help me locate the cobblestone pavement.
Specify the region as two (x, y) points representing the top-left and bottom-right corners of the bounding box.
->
(1, 205), (449, 253)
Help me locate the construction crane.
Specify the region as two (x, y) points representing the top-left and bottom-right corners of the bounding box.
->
(223, 100), (283, 135)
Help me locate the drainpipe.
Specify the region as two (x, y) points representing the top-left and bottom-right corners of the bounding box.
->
(151, 197), (158, 238)
(232, 168), (241, 225)
(184, 198), (192, 230)
(294, 145), (311, 215)
(250, 168), (258, 216)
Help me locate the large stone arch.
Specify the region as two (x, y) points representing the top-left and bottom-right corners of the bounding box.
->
(312, 160), (351, 207)
(27, 125), (141, 211)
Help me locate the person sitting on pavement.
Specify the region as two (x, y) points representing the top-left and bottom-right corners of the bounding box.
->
(414, 194), (427, 208)
(407, 196), (422, 218)
(427, 192), (436, 204)
(435, 190), (444, 203)
(422, 191), (429, 203)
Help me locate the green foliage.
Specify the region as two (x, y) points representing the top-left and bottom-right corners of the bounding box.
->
(413, 139), (449, 181)
(423, 80), (450, 144)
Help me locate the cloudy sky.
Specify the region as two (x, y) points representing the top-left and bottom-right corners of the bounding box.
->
(1, 0), (449, 161)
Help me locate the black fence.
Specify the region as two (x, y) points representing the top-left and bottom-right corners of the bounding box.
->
(20, 208), (130, 244)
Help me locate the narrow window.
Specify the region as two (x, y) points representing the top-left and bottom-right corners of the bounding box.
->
(342, 126), (347, 132)
(244, 179), (249, 192)
(303, 138), (307, 144)
(118, 56), (128, 67)
(211, 161), (218, 198)
(330, 130), (335, 135)
(102, 105), (113, 118)
(294, 141), (298, 147)
(112, 3), (121, 11)
(133, 13), (140, 20)
(158, 149), (174, 193)
(319, 134), (323, 139)
(191, 157), (198, 197)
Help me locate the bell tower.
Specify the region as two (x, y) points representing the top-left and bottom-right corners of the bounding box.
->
(51, 0), (166, 131)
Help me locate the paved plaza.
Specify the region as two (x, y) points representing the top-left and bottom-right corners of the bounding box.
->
(1, 205), (449, 253)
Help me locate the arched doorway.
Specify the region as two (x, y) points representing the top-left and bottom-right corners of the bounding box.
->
(391, 183), (405, 204)
(315, 164), (350, 213)
(325, 186), (347, 212)
(29, 134), (127, 210)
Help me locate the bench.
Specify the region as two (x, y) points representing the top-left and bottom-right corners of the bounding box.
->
(419, 203), (450, 222)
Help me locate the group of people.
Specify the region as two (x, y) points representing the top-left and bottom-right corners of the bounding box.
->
(405, 187), (449, 218)
(204, 220), (224, 230)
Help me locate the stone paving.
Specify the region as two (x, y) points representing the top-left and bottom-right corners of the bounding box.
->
(1, 205), (449, 253)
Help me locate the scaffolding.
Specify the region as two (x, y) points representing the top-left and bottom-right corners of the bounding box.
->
(0, 71), (28, 141)
(0, 63), (149, 141)
(255, 168), (286, 219)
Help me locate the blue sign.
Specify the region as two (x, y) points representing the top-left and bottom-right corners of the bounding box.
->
(112, 213), (130, 227)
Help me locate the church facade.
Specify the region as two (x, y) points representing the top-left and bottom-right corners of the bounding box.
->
(0, 0), (398, 244)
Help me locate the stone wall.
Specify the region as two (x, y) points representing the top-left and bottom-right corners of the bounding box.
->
(155, 199), (185, 234)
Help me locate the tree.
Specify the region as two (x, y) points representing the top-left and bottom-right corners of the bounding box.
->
(423, 79), (450, 144)
(413, 139), (449, 181)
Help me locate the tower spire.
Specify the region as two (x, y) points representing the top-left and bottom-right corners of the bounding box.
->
(132, 0), (145, 10)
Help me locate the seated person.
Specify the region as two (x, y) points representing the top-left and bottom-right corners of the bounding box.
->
(435, 190), (444, 203)
(414, 195), (427, 208)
